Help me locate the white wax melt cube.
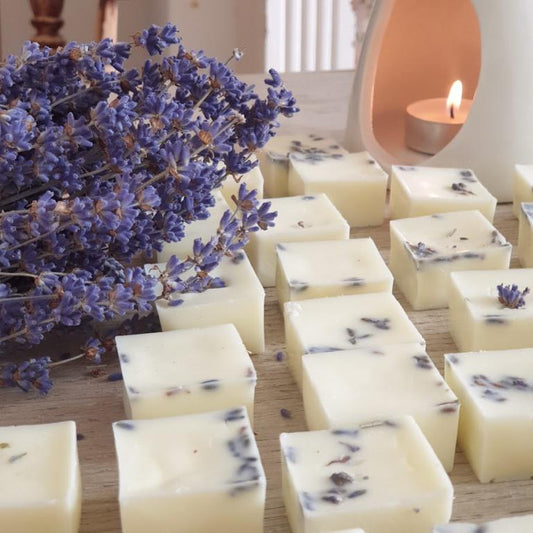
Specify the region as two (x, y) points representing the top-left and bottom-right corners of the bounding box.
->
(517, 203), (533, 267)
(0, 421), (81, 533)
(449, 269), (533, 352)
(280, 416), (453, 533)
(246, 194), (349, 287)
(276, 238), (393, 310)
(302, 344), (459, 471)
(445, 348), (533, 483)
(390, 210), (511, 310)
(284, 292), (425, 387)
(157, 191), (229, 262)
(259, 133), (347, 197)
(116, 324), (256, 421)
(513, 164), (533, 216)
(390, 166), (497, 222)
(220, 165), (264, 205)
(149, 251), (265, 354)
(434, 514), (533, 532)
(288, 151), (388, 227)
(113, 408), (266, 533)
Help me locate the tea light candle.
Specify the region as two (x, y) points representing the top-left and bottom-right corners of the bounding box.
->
(406, 80), (473, 155)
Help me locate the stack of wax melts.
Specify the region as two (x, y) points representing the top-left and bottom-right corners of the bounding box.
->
(389, 210), (511, 310)
(390, 166), (497, 222)
(280, 416), (453, 533)
(113, 408), (266, 533)
(0, 421), (81, 533)
(434, 514), (533, 532)
(513, 165), (533, 216)
(258, 133), (348, 197)
(146, 252), (265, 354)
(245, 194), (349, 286)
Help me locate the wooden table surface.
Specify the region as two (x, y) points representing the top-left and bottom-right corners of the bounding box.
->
(3, 70), (532, 532)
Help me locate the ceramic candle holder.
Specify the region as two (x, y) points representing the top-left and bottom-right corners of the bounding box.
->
(345, 0), (533, 201)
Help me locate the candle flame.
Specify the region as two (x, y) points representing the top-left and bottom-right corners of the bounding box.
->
(447, 80), (463, 119)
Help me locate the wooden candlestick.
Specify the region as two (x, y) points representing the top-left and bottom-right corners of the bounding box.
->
(29, 0), (65, 49)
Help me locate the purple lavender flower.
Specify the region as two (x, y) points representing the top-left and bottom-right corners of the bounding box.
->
(497, 283), (530, 309)
(0, 357), (52, 393)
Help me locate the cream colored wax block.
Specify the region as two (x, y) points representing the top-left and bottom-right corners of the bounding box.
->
(246, 194), (349, 287)
(517, 203), (533, 267)
(258, 133), (348, 197)
(302, 344), (459, 471)
(326, 530), (365, 533)
(390, 210), (511, 310)
(148, 251), (265, 354)
(449, 269), (533, 352)
(390, 166), (497, 222)
(0, 421), (81, 533)
(284, 292), (425, 387)
(445, 348), (533, 483)
(115, 324), (256, 421)
(220, 165), (264, 204)
(435, 514), (533, 532)
(288, 151), (388, 227)
(513, 164), (533, 216)
(157, 191), (229, 262)
(113, 408), (266, 533)
(276, 238), (393, 310)
(280, 416), (453, 533)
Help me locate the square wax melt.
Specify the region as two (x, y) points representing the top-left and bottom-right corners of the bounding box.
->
(390, 210), (511, 310)
(288, 151), (388, 227)
(149, 251), (265, 354)
(220, 165), (264, 205)
(113, 408), (266, 533)
(517, 203), (533, 267)
(0, 421), (81, 533)
(276, 238), (393, 310)
(434, 514), (533, 532)
(284, 292), (425, 387)
(513, 164), (533, 216)
(115, 324), (256, 420)
(302, 344), (459, 471)
(245, 194), (349, 287)
(449, 269), (533, 352)
(445, 348), (533, 483)
(157, 191), (229, 262)
(390, 166), (497, 222)
(280, 416), (453, 533)
(258, 133), (347, 197)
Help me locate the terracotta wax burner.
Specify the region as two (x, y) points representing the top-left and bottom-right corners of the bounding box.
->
(345, 0), (533, 201)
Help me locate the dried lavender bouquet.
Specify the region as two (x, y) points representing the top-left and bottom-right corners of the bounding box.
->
(0, 24), (297, 393)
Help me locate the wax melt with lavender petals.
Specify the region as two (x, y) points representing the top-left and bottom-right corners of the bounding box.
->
(0, 421), (81, 533)
(434, 514), (533, 532)
(113, 408), (265, 533)
(302, 344), (459, 471)
(284, 292), (425, 388)
(448, 269), (533, 352)
(390, 166), (497, 221)
(445, 348), (533, 483)
(390, 210), (511, 310)
(245, 194), (349, 287)
(513, 164), (533, 216)
(147, 251), (265, 354)
(156, 191), (229, 262)
(288, 151), (388, 227)
(115, 324), (256, 421)
(275, 238), (393, 310)
(280, 416), (453, 533)
(517, 203), (533, 267)
(258, 133), (348, 197)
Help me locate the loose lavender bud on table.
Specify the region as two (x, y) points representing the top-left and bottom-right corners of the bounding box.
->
(113, 408), (265, 532)
(390, 210), (511, 310)
(0, 421), (81, 532)
(280, 416), (452, 533)
(445, 348), (533, 483)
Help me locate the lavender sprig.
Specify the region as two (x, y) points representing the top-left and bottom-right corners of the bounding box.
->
(497, 283), (530, 309)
